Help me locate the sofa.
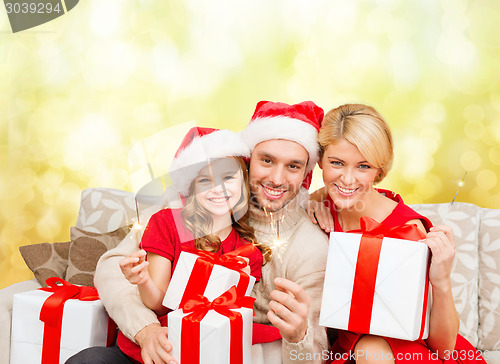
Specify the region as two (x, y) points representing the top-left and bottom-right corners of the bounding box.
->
(1, 187), (499, 363)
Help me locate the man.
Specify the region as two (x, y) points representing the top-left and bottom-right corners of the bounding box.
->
(68, 101), (329, 364)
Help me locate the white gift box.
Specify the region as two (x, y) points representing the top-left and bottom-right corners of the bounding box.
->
(168, 307), (253, 364)
(163, 251), (256, 310)
(10, 289), (109, 364)
(319, 232), (431, 341)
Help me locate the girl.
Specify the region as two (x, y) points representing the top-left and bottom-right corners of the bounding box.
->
(118, 127), (268, 363)
(308, 104), (485, 364)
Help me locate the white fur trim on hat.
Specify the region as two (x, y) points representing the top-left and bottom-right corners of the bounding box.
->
(169, 129), (250, 196)
(241, 116), (320, 172)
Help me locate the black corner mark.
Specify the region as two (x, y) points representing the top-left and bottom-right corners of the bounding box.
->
(4, 0), (79, 33)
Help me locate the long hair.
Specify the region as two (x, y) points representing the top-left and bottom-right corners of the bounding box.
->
(181, 157), (271, 263)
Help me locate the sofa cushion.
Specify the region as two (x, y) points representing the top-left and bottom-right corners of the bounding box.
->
(478, 208), (500, 350)
(75, 188), (137, 234)
(410, 202), (480, 347)
(65, 226), (130, 287)
(19, 242), (71, 287)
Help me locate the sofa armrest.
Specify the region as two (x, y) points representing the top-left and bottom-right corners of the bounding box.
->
(0, 279), (42, 364)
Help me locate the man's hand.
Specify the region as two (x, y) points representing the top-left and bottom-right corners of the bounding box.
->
(135, 323), (177, 364)
(267, 278), (310, 343)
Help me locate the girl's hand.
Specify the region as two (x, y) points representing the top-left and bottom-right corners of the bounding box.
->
(422, 225), (456, 291)
(306, 199), (334, 232)
(241, 257), (251, 276)
(120, 249), (150, 286)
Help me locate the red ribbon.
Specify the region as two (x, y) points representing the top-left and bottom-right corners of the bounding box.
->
(38, 277), (115, 364)
(347, 217), (428, 338)
(180, 286), (255, 364)
(179, 244), (256, 307)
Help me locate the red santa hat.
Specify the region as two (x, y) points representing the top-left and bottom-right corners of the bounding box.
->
(169, 126), (250, 196)
(241, 101), (324, 187)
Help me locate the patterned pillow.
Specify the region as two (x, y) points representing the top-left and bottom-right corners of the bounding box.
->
(477, 208), (500, 350)
(19, 241), (71, 287)
(65, 226), (130, 287)
(410, 202), (480, 347)
(75, 188), (137, 234)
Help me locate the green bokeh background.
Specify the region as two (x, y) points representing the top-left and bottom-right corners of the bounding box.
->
(1, 0), (499, 289)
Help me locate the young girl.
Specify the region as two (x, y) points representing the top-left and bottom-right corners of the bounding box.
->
(308, 104), (485, 363)
(118, 127), (267, 363)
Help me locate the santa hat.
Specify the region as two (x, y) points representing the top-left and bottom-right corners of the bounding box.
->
(241, 101), (324, 187)
(169, 127), (250, 196)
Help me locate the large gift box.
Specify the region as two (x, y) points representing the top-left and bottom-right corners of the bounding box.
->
(10, 278), (112, 364)
(319, 218), (431, 341)
(163, 245), (256, 310)
(168, 287), (254, 364)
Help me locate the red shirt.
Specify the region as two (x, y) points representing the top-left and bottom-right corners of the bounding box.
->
(325, 188), (433, 233)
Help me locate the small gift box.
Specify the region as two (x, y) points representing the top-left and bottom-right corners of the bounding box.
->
(10, 278), (114, 364)
(163, 245), (256, 310)
(319, 217), (431, 341)
(168, 286), (254, 364)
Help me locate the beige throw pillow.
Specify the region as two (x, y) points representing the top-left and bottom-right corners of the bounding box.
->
(65, 226), (129, 287)
(19, 241), (71, 287)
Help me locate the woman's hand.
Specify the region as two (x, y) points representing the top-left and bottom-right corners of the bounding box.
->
(120, 249), (150, 286)
(423, 225), (456, 291)
(306, 199), (334, 233)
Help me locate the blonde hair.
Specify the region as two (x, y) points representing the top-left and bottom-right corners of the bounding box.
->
(181, 157), (271, 263)
(318, 104), (394, 183)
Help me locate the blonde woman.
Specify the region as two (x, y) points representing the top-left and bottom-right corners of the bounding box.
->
(308, 104), (485, 364)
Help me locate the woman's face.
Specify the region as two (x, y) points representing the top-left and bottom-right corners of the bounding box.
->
(193, 158), (244, 217)
(319, 138), (381, 211)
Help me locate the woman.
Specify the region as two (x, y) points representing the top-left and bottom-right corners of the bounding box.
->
(308, 104), (485, 363)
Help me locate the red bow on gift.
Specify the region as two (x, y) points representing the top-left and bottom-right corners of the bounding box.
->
(347, 217), (429, 339)
(179, 244), (257, 307)
(180, 286), (255, 364)
(38, 278), (116, 364)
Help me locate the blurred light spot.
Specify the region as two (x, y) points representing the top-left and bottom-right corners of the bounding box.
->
(421, 102), (446, 124)
(390, 42), (420, 89)
(469, 3), (500, 48)
(460, 151), (481, 171)
(489, 146), (500, 166)
(36, 209), (61, 241)
(437, 33), (477, 68)
(366, 9), (390, 35)
(400, 135), (434, 181)
(464, 120), (485, 140)
(376, 0), (401, 11)
(463, 104), (484, 123)
(152, 41), (180, 84)
(470, 186), (490, 208)
(325, 2), (358, 35)
(89, 1), (121, 36)
(476, 169), (498, 190)
(64, 114), (121, 171)
(414, 175), (441, 200)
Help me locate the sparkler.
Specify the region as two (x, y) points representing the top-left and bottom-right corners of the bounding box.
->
(264, 207), (287, 274)
(451, 172), (467, 206)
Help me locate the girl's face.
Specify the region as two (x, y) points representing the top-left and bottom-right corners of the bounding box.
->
(193, 158), (244, 217)
(319, 138), (381, 211)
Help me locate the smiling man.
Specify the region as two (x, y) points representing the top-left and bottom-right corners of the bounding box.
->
(241, 101), (330, 363)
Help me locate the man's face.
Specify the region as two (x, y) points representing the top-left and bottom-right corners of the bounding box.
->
(248, 139), (308, 212)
